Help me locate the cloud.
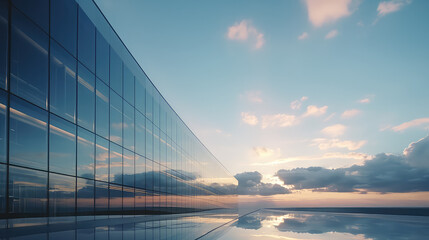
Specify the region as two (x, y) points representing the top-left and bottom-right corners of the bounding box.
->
(242, 112), (259, 125)
(302, 105), (328, 117)
(305, 0), (354, 27)
(391, 118), (429, 132)
(298, 32), (309, 40)
(377, 0), (411, 17)
(252, 152), (371, 166)
(358, 98), (370, 104)
(276, 136), (429, 193)
(253, 147), (277, 158)
(321, 124), (346, 137)
(312, 138), (367, 151)
(290, 96), (308, 110)
(242, 91), (263, 103)
(341, 109), (361, 119)
(325, 29), (338, 39)
(235, 171), (290, 196)
(227, 20), (265, 49)
(261, 114), (299, 129)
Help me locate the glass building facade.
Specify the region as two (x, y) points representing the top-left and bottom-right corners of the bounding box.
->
(0, 0), (237, 222)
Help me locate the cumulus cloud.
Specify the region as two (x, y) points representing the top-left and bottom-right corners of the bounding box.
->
(305, 0), (355, 27)
(321, 124), (346, 137)
(261, 114), (298, 129)
(341, 109), (361, 119)
(391, 118), (429, 132)
(242, 112), (259, 125)
(298, 32), (309, 40)
(325, 29), (338, 39)
(312, 138), (367, 151)
(377, 0), (411, 17)
(276, 136), (429, 193)
(235, 171), (290, 196)
(227, 20), (265, 49)
(290, 96), (308, 110)
(302, 105), (328, 117)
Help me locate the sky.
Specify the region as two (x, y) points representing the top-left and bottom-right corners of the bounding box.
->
(96, 0), (429, 206)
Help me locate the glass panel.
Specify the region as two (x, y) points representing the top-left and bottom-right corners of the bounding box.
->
(145, 82), (153, 121)
(0, 1), (8, 90)
(10, 8), (49, 109)
(95, 31), (109, 85)
(77, 178), (94, 214)
(49, 114), (76, 176)
(77, 63), (95, 132)
(9, 166), (47, 216)
(95, 181), (108, 213)
(50, 0), (77, 56)
(135, 154), (145, 189)
(109, 184), (122, 212)
(135, 77), (145, 114)
(123, 101), (134, 151)
(135, 111), (145, 156)
(9, 95), (48, 170)
(123, 186), (134, 212)
(123, 149), (134, 187)
(109, 143), (122, 184)
(123, 66), (134, 105)
(109, 49), (122, 96)
(0, 164), (5, 214)
(110, 90), (122, 145)
(145, 159), (153, 191)
(77, 127), (95, 179)
(50, 40), (77, 123)
(49, 173), (76, 216)
(146, 118), (153, 160)
(12, 0), (48, 32)
(135, 188), (145, 212)
(95, 79), (109, 139)
(95, 136), (109, 182)
(78, 7), (95, 73)
(0, 90), (6, 163)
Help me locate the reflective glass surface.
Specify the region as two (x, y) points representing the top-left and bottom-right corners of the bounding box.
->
(0, 164), (5, 214)
(110, 143), (122, 185)
(110, 90), (122, 145)
(95, 181), (108, 213)
(77, 127), (95, 179)
(49, 173), (76, 216)
(95, 78), (109, 139)
(0, 90), (6, 163)
(135, 110), (145, 157)
(50, 40), (77, 123)
(123, 101), (134, 151)
(146, 118), (153, 160)
(12, 0), (49, 32)
(49, 114), (76, 176)
(109, 184), (122, 212)
(123, 149), (134, 187)
(50, 0), (77, 56)
(77, 63), (95, 131)
(78, 7), (95, 73)
(123, 66), (134, 105)
(9, 95), (48, 170)
(110, 49), (122, 96)
(77, 178), (94, 215)
(135, 77), (145, 114)
(95, 31), (109, 84)
(10, 8), (48, 109)
(0, 0), (7, 90)
(95, 136), (109, 182)
(123, 186), (134, 212)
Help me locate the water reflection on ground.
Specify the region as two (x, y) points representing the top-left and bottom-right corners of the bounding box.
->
(207, 209), (429, 240)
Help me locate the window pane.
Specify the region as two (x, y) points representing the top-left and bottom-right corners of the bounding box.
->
(9, 166), (47, 216)
(135, 154), (145, 189)
(50, 40), (77, 123)
(146, 118), (153, 160)
(49, 114), (76, 176)
(0, 90), (6, 163)
(135, 77), (145, 114)
(0, 1), (8, 90)
(123, 66), (134, 105)
(50, 0), (77, 56)
(145, 159), (153, 191)
(110, 143), (122, 185)
(123, 149), (134, 187)
(12, 0), (49, 32)
(95, 181), (108, 213)
(145, 82), (153, 121)
(123, 101), (134, 151)
(0, 164), (5, 214)
(95, 136), (109, 182)
(123, 186), (134, 213)
(77, 63), (95, 132)
(49, 173), (76, 216)
(110, 90), (122, 145)
(10, 8), (49, 109)
(95, 31), (109, 85)
(109, 49), (122, 96)
(135, 188), (145, 211)
(78, 7), (95, 73)
(135, 111), (145, 156)
(95, 79), (109, 139)
(77, 178), (94, 215)
(109, 184), (122, 212)
(77, 127), (95, 179)
(9, 95), (48, 170)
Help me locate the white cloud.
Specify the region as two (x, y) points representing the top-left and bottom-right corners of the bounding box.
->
(290, 96), (308, 110)
(324, 113), (336, 122)
(241, 112), (259, 126)
(312, 138), (367, 151)
(377, 0), (411, 17)
(305, 0), (354, 27)
(253, 147), (279, 158)
(227, 20), (265, 49)
(298, 32), (309, 40)
(302, 105), (328, 117)
(321, 124), (346, 137)
(325, 29), (338, 39)
(359, 98), (371, 104)
(261, 114), (298, 129)
(391, 118), (429, 132)
(341, 109), (361, 119)
(241, 91), (263, 103)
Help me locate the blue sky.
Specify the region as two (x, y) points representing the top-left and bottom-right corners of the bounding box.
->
(96, 0), (429, 205)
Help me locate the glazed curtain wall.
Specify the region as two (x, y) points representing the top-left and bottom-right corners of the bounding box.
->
(0, 0), (237, 219)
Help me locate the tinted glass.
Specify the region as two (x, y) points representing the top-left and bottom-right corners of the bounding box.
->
(0, 90), (6, 163)
(135, 111), (145, 156)
(135, 154), (144, 189)
(96, 31), (109, 84)
(145, 82), (153, 121)
(145, 159), (153, 191)
(50, 40), (77, 123)
(0, 1), (8, 90)
(135, 188), (145, 211)
(123, 66), (134, 105)
(77, 63), (95, 131)
(95, 136), (108, 182)
(77, 127), (95, 179)
(146, 119), (153, 160)
(78, 7), (95, 73)
(10, 8), (49, 109)
(95, 181), (108, 213)
(109, 184), (122, 212)
(124, 101), (134, 151)
(135, 77), (145, 114)
(12, 0), (49, 32)
(110, 143), (122, 185)
(0, 164), (5, 214)
(123, 186), (134, 212)
(49, 173), (76, 216)
(95, 79), (109, 139)
(110, 90), (122, 145)
(77, 178), (94, 215)
(110, 49), (122, 96)
(123, 149), (134, 187)
(9, 95), (48, 170)
(49, 114), (76, 176)
(50, 0), (77, 56)
(8, 166), (47, 216)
